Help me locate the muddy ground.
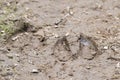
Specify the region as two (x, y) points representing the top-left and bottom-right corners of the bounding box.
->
(0, 0), (120, 80)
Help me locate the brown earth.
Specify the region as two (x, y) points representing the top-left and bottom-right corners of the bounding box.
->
(0, 0), (120, 80)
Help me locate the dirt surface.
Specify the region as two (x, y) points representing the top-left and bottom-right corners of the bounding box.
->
(0, 0), (120, 80)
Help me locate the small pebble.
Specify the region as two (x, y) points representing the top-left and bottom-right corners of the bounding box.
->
(7, 54), (13, 59)
(54, 25), (58, 28)
(1, 30), (5, 33)
(31, 69), (39, 73)
(14, 63), (18, 67)
(12, 36), (19, 41)
(15, 54), (20, 57)
(103, 46), (108, 50)
(65, 32), (70, 36)
(69, 11), (74, 15)
(86, 66), (91, 69)
(116, 62), (120, 68)
(97, 31), (101, 34)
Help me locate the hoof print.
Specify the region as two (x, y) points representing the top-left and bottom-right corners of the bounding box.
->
(78, 33), (99, 60)
(53, 36), (72, 62)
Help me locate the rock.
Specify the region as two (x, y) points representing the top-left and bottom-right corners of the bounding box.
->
(54, 25), (58, 28)
(12, 36), (19, 41)
(86, 66), (91, 70)
(6, 54), (13, 59)
(116, 62), (120, 68)
(103, 46), (109, 50)
(65, 32), (70, 36)
(31, 69), (39, 73)
(14, 63), (18, 67)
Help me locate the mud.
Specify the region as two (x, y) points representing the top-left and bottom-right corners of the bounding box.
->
(0, 0), (120, 80)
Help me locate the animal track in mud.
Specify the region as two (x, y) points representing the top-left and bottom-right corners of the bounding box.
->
(52, 36), (73, 62)
(78, 33), (101, 60)
(52, 33), (101, 61)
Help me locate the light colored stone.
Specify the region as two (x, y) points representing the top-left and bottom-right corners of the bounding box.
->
(103, 46), (108, 50)
(6, 54), (13, 59)
(31, 69), (39, 73)
(116, 62), (120, 68)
